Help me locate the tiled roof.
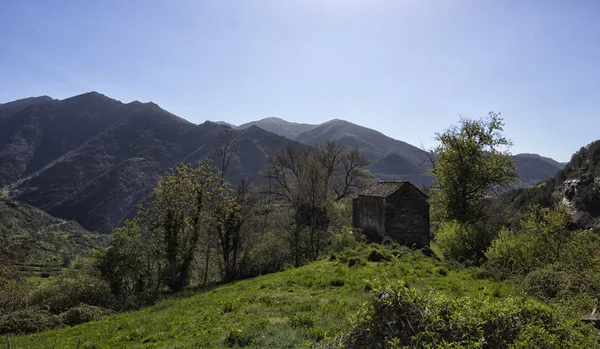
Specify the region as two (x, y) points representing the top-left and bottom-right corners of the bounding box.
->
(359, 181), (408, 197)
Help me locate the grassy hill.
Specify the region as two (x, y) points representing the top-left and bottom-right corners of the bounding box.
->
(6, 248), (518, 348)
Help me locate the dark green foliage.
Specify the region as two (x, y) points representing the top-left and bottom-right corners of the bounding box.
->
(29, 273), (114, 314)
(366, 247), (393, 262)
(60, 304), (113, 326)
(430, 113), (518, 225)
(0, 309), (60, 335)
(522, 264), (591, 300)
(347, 257), (366, 268)
(326, 281), (599, 349)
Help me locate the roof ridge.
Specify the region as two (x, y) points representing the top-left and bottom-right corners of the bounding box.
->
(359, 181), (407, 197)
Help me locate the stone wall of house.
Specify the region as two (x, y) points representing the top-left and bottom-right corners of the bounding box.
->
(384, 185), (430, 247)
(352, 195), (386, 240)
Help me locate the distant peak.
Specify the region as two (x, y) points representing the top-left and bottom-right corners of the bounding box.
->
(61, 91), (113, 102)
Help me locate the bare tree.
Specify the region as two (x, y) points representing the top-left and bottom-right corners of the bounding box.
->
(213, 126), (239, 181)
(266, 141), (371, 264)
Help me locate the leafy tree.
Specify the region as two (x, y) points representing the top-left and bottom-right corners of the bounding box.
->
(140, 160), (235, 292)
(96, 219), (161, 299)
(430, 112), (518, 225)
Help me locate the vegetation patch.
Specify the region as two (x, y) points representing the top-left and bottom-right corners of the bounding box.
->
(5, 250), (520, 348)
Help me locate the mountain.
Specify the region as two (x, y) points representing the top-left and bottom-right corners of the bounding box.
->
(290, 119), (563, 187)
(0, 96), (55, 120)
(511, 153), (565, 187)
(0, 92), (142, 187)
(294, 119), (433, 185)
(0, 93), (304, 234)
(0, 92), (564, 233)
(0, 197), (107, 277)
(238, 117), (318, 139)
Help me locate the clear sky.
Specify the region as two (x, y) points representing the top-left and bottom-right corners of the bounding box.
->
(1, 0), (599, 162)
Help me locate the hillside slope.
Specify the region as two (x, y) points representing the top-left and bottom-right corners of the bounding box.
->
(0, 92), (141, 187)
(295, 119), (434, 185)
(8, 249), (516, 348)
(503, 140), (600, 229)
(238, 117), (317, 139)
(0, 198), (106, 277)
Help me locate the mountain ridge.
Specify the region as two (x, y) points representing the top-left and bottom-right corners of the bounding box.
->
(0, 92), (564, 233)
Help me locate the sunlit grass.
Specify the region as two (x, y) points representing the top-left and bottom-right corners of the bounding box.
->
(7, 248), (519, 349)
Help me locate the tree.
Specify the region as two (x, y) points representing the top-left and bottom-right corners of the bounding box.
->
(266, 141), (370, 265)
(96, 219), (162, 299)
(140, 160), (235, 292)
(430, 112), (517, 225)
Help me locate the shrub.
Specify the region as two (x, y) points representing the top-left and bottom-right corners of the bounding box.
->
(325, 281), (600, 349)
(366, 247), (393, 262)
(60, 304), (113, 326)
(522, 264), (593, 300)
(331, 228), (358, 254)
(329, 278), (345, 287)
(435, 220), (484, 262)
(29, 273), (114, 314)
(240, 232), (286, 278)
(0, 279), (32, 313)
(485, 205), (600, 282)
(347, 256), (366, 268)
(291, 312), (315, 328)
(0, 309), (60, 335)
(435, 267), (448, 276)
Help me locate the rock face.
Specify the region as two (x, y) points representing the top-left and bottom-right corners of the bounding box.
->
(352, 181), (430, 247)
(557, 178), (598, 229)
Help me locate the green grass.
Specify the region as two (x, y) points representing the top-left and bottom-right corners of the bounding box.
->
(6, 250), (519, 349)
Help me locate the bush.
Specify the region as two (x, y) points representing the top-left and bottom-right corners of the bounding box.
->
(522, 264), (593, 300)
(29, 273), (114, 314)
(435, 220), (485, 262)
(0, 279), (32, 313)
(60, 304), (113, 326)
(347, 256), (366, 268)
(0, 309), (60, 335)
(239, 232), (287, 278)
(485, 206), (600, 281)
(366, 247), (393, 262)
(325, 281), (600, 349)
(331, 228), (358, 254)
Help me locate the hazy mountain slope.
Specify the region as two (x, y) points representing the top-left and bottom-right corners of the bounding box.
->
(2, 95), (304, 234)
(0, 92), (142, 187)
(295, 119), (433, 185)
(292, 119), (563, 187)
(511, 153), (565, 187)
(238, 117), (318, 139)
(8, 103), (197, 233)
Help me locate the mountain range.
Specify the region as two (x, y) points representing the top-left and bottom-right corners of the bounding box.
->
(0, 92), (564, 234)
(221, 117), (565, 187)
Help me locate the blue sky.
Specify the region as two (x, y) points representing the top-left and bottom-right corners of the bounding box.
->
(1, 0), (599, 162)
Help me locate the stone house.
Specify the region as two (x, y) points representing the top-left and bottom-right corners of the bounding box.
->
(352, 181), (430, 247)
